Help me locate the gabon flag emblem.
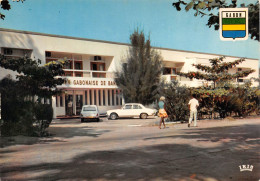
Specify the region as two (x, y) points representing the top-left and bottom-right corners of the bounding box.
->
(219, 8), (248, 41)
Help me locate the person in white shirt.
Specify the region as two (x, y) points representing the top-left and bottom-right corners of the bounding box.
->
(188, 94), (199, 127)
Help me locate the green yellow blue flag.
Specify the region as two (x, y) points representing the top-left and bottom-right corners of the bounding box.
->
(219, 8), (248, 41)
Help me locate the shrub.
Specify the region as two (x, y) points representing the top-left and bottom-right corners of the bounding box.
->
(34, 103), (53, 136)
(160, 80), (190, 121)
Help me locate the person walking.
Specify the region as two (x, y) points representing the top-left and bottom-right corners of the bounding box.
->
(68, 100), (73, 116)
(188, 94), (199, 127)
(158, 96), (168, 129)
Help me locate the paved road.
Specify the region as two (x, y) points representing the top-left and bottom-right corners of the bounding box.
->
(0, 117), (260, 181)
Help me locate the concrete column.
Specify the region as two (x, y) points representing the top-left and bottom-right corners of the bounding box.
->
(91, 89), (94, 105)
(100, 89), (103, 106)
(52, 96), (57, 118)
(96, 89), (99, 106)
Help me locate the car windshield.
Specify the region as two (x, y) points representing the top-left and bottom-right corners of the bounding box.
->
(83, 107), (97, 111)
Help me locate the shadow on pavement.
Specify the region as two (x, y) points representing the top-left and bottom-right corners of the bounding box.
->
(0, 136), (67, 148)
(1, 124), (259, 181)
(48, 126), (110, 138)
(0, 126), (110, 148)
(144, 124), (259, 143)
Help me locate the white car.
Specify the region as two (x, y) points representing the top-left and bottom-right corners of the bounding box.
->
(107, 103), (156, 120)
(80, 105), (100, 122)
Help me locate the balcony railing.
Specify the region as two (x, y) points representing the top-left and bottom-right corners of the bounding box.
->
(63, 69), (114, 78)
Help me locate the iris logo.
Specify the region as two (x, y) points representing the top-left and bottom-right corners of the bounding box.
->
(219, 8), (248, 41)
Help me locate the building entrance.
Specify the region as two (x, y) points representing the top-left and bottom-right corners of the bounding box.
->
(65, 94), (73, 116)
(76, 94), (83, 115)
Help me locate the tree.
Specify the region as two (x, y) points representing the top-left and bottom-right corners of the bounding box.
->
(160, 80), (190, 121)
(0, 55), (67, 136)
(115, 30), (163, 105)
(172, 0), (259, 41)
(1, 0), (25, 20)
(177, 56), (255, 118)
(177, 56), (255, 88)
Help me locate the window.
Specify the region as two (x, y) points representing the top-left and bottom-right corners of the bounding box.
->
(60, 96), (63, 107)
(4, 48), (13, 55)
(64, 61), (73, 69)
(163, 67), (177, 75)
(163, 67), (171, 75)
(94, 56), (102, 61)
(91, 62), (105, 71)
(133, 105), (142, 109)
(124, 105), (132, 109)
(45, 51), (51, 57)
(92, 64), (97, 70)
(75, 62), (82, 70)
(83, 106), (97, 111)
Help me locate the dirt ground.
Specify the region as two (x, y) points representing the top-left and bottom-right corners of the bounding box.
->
(0, 117), (259, 181)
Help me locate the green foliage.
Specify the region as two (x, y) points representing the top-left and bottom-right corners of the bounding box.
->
(115, 29), (163, 105)
(0, 55), (67, 136)
(0, 0), (25, 20)
(34, 103), (53, 136)
(172, 0), (259, 41)
(192, 81), (260, 118)
(160, 80), (190, 121)
(0, 55), (66, 98)
(177, 56), (255, 88)
(177, 56), (255, 119)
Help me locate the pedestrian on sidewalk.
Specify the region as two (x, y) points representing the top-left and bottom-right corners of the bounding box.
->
(188, 94), (199, 128)
(158, 96), (168, 129)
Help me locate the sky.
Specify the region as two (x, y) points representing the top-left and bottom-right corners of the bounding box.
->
(0, 0), (259, 60)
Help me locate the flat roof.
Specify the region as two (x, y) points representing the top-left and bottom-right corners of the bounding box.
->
(0, 28), (258, 61)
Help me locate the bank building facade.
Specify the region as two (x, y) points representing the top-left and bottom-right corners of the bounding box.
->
(0, 28), (258, 118)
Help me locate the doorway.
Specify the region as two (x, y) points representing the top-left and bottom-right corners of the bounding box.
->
(65, 94), (73, 116)
(76, 94), (83, 115)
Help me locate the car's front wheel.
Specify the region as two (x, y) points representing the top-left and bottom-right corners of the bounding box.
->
(110, 113), (118, 120)
(140, 113), (148, 119)
(81, 118), (84, 122)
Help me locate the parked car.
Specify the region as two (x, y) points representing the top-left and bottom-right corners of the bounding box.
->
(80, 105), (100, 122)
(107, 103), (157, 120)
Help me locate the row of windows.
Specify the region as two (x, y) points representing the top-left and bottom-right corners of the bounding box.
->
(124, 105), (142, 109)
(46, 51), (103, 61)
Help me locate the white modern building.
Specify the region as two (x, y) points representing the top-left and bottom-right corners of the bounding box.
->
(0, 28), (258, 118)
